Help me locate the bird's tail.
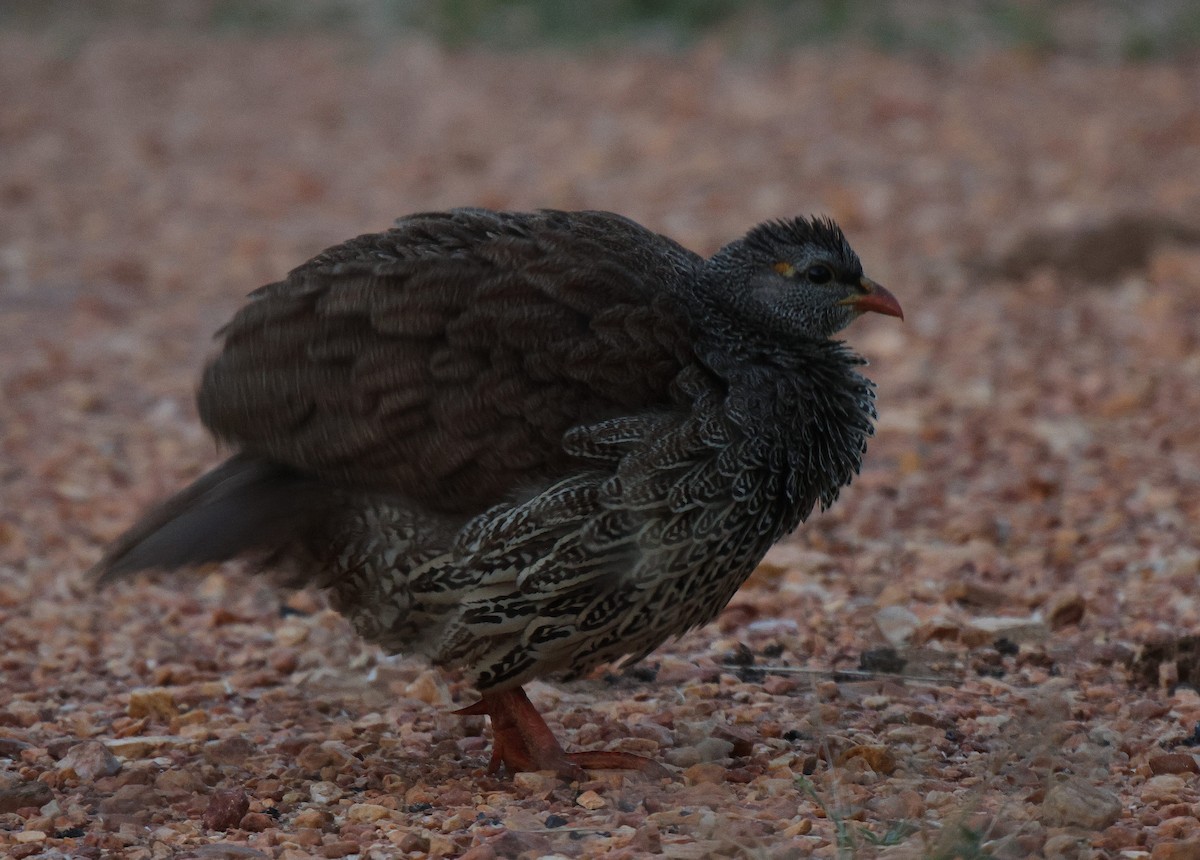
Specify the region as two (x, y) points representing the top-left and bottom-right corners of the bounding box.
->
(90, 453), (330, 585)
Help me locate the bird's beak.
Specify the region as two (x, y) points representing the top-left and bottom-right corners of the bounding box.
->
(841, 277), (904, 320)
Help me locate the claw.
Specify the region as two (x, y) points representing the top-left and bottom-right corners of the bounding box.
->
(455, 688), (669, 780)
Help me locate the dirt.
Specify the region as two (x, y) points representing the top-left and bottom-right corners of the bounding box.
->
(2, 27), (1200, 859)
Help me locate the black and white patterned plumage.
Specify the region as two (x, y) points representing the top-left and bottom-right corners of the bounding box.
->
(93, 207), (899, 693)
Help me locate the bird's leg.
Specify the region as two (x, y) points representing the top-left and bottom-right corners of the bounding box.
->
(454, 687), (668, 780)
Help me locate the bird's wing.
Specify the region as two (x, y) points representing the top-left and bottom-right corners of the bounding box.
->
(198, 209), (702, 513)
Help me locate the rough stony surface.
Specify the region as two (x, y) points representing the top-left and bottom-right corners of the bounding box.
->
(3, 25), (1200, 859)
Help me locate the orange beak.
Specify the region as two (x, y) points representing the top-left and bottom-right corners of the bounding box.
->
(841, 276), (903, 319)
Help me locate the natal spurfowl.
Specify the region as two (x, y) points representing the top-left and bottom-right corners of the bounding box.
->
(92, 208), (902, 778)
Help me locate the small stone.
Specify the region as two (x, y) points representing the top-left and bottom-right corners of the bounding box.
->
(665, 746), (703, 768)
(274, 622), (309, 647)
(395, 831), (430, 852)
(155, 769), (206, 798)
(544, 814), (568, 828)
(4, 701), (41, 728)
(296, 742), (355, 773)
(294, 828), (323, 846)
(293, 808), (335, 829)
(1046, 591), (1086, 629)
(202, 788), (250, 831)
(1150, 753), (1200, 775)
(692, 737), (735, 762)
(859, 647), (907, 674)
(965, 616), (1048, 644)
(309, 781), (343, 805)
(837, 745), (897, 775)
(59, 739), (122, 781)
(458, 847), (498, 860)
(576, 789), (607, 810)
(404, 670), (451, 706)
(512, 772), (559, 795)
(1142, 774), (1187, 804)
(782, 819), (813, 837)
(347, 802), (393, 822)
(1042, 777), (1121, 829)
(15, 830), (46, 843)
(127, 688), (179, 722)
(874, 605), (920, 647)
(683, 763), (727, 785)
(712, 724), (755, 757)
(1152, 842), (1200, 860)
(1043, 833), (1088, 860)
(98, 783), (162, 816)
(239, 811), (274, 832)
(1158, 816), (1200, 840)
(188, 846), (270, 859)
(0, 781), (54, 813)
(0, 738), (31, 758)
(105, 735), (188, 759)
(204, 737), (256, 766)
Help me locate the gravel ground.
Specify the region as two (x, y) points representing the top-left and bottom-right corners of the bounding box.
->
(3, 29), (1200, 860)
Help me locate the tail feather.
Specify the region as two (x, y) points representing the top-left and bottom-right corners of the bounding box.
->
(91, 454), (329, 585)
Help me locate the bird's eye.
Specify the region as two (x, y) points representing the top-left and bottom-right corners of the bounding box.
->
(805, 264), (833, 285)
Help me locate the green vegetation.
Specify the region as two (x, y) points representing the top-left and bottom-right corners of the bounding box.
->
(4, 0), (1200, 59)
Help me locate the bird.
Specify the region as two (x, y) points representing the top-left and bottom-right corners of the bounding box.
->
(91, 207), (902, 778)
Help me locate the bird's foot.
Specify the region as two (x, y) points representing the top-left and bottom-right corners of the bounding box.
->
(455, 687), (668, 780)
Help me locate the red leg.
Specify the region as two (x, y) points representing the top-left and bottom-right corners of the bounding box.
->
(455, 687), (668, 780)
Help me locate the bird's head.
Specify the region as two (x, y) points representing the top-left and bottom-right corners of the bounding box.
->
(704, 216), (903, 341)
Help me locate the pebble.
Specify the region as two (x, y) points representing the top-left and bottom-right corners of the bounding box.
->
(682, 763), (726, 785)
(1153, 843), (1200, 860)
(58, 739), (122, 781)
(202, 788), (250, 831)
(190, 846), (270, 859)
(14, 830), (46, 843)
(1142, 774), (1187, 804)
(1043, 832), (1088, 859)
(296, 742), (356, 773)
(204, 737), (256, 766)
(512, 772), (559, 795)
(273, 621), (309, 647)
(404, 670), (451, 706)
(1157, 816), (1200, 840)
(127, 687), (179, 721)
(1041, 777), (1121, 829)
(347, 803), (394, 822)
(837, 745), (897, 775)
(293, 808), (335, 830)
(781, 819), (813, 837)
(238, 811), (274, 832)
(105, 735), (188, 759)
(1046, 591), (1086, 629)
(155, 768), (206, 797)
(694, 737), (735, 762)
(745, 618), (800, 636)
(458, 847), (498, 860)
(965, 616), (1048, 644)
(0, 781), (53, 814)
(576, 789), (607, 810)
(1150, 753), (1200, 775)
(98, 783), (162, 816)
(0, 738), (31, 758)
(874, 605), (920, 647)
(309, 781), (343, 805)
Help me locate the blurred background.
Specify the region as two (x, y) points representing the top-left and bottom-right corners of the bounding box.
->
(3, 2), (1200, 855)
(7, 0), (1200, 57)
